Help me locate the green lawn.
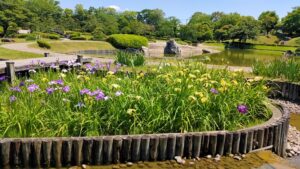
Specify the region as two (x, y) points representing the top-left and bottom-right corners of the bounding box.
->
(30, 41), (115, 53)
(286, 37), (300, 47)
(247, 35), (279, 45)
(0, 47), (42, 60)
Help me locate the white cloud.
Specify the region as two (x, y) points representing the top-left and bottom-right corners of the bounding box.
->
(107, 5), (121, 12)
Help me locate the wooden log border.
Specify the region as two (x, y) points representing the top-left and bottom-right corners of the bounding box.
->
(0, 81), (297, 167)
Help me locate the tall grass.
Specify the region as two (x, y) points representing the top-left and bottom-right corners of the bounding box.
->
(253, 59), (300, 82)
(0, 62), (270, 138)
(116, 51), (145, 67)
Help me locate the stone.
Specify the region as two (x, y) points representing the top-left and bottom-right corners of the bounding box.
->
(81, 164), (87, 169)
(229, 154), (234, 157)
(126, 162), (133, 167)
(174, 156), (185, 164)
(112, 165), (120, 169)
(164, 39), (181, 55)
(241, 154), (246, 158)
(119, 164), (127, 168)
(1, 38), (15, 43)
(196, 157), (201, 161)
(202, 49), (211, 54)
(206, 155), (212, 159)
(233, 156), (242, 161)
(189, 161), (195, 165)
(141, 46), (149, 57)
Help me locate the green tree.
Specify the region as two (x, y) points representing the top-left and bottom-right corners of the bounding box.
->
(229, 16), (260, 42)
(0, 0), (31, 37)
(258, 11), (279, 35)
(282, 7), (300, 37)
(137, 9), (165, 30)
(157, 16), (181, 38)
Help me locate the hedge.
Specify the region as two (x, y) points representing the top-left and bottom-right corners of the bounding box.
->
(70, 36), (87, 40)
(37, 40), (51, 49)
(107, 34), (148, 49)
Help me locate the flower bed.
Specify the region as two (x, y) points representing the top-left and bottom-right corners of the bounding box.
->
(0, 62), (271, 138)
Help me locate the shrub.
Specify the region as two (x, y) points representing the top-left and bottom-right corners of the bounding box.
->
(107, 34), (148, 49)
(295, 48), (300, 55)
(253, 59), (300, 82)
(37, 40), (51, 49)
(70, 36), (87, 40)
(0, 26), (3, 35)
(47, 34), (60, 40)
(116, 51), (145, 66)
(0, 62), (270, 137)
(16, 34), (28, 39)
(25, 34), (38, 41)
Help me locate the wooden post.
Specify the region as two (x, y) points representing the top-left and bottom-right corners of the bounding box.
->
(232, 132), (240, 154)
(0, 140), (10, 167)
(121, 137), (131, 162)
(263, 128), (269, 147)
(149, 136), (159, 161)
(239, 132), (248, 154)
(62, 139), (72, 167)
(82, 138), (93, 164)
(216, 133), (225, 156)
(44, 53), (50, 57)
(52, 139), (62, 168)
(77, 55), (83, 64)
(92, 138), (103, 165)
(209, 134), (217, 157)
(32, 140), (42, 168)
(112, 137), (122, 164)
(184, 134), (193, 159)
(131, 136), (141, 162)
(267, 126), (274, 147)
(225, 133), (233, 155)
(201, 134), (210, 156)
(10, 140), (21, 167)
(21, 140), (31, 168)
(167, 134), (176, 160)
(42, 139), (52, 168)
(140, 135), (150, 161)
(175, 134), (184, 157)
(6, 62), (16, 83)
(103, 137), (113, 164)
(158, 135), (168, 161)
(257, 129), (264, 149)
(72, 139), (83, 166)
(192, 133), (202, 158)
(247, 130), (254, 152)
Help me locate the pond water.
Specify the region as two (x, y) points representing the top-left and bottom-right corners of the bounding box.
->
(195, 49), (283, 67)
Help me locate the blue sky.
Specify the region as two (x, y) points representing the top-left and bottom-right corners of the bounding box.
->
(58, 0), (299, 23)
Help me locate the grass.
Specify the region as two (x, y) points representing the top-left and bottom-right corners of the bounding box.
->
(286, 37), (300, 47)
(29, 41), (115, 53)
(0, 62), (271, 137)
(0, 47), (42, 60)
(253, 59), (300, 82)
(248, 35), (279, 45)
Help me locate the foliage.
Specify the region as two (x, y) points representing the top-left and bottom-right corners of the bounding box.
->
(229, 16), (260, 42)
(0, 62), (271, 137)
(258, 11), (279, 35)
(92, 27), (106, 41)
(70, 36), (87, 40)
(25, 34), (38, 41)
(116, 51), (145, 66)
(37, 40), (51, 49)
(282, 7), (300, 37)
(0, 26), (3, 35)
(107, 34), (148, 49)
(253, 59), (300, 82)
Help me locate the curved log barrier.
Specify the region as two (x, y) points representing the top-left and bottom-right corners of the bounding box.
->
(0, 81), (298, 168)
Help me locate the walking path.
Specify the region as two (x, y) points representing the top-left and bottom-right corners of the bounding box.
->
(0, 42), (252, 73)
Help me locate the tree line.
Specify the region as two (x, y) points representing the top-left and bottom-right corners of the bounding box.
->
(0, 0), (300, 42)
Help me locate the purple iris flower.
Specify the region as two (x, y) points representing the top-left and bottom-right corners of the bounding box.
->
(210, 88), (218, 94)
(75, 102), (85, 108)
(9, 95), (17, 103)
(89, 89), (103, 96)
(80, 88), (91, 95)
(0, 76), (5, 81)
(27, 84), (39, 92)
(56, 79), (64, 85)
(237, 104), (248, 114)
(19, 81), (25, 87)
(46, 88), (55, 94)
(10, 86), (22, 92)
(95, 92), (106, 100)
(106, 62), (111, 71)
(62, 86), (70, 93)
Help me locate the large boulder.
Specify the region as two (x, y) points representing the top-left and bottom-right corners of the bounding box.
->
(164, 39), (181, 55)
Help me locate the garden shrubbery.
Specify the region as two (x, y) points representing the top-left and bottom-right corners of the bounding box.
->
(253, 59), (300, 82)
(107, 34), (148, 49)
(0, 62), (271, 137)
(70, 36), (87, 40)
(37, 40), (51, 49)
(116, 51), (145, 66)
